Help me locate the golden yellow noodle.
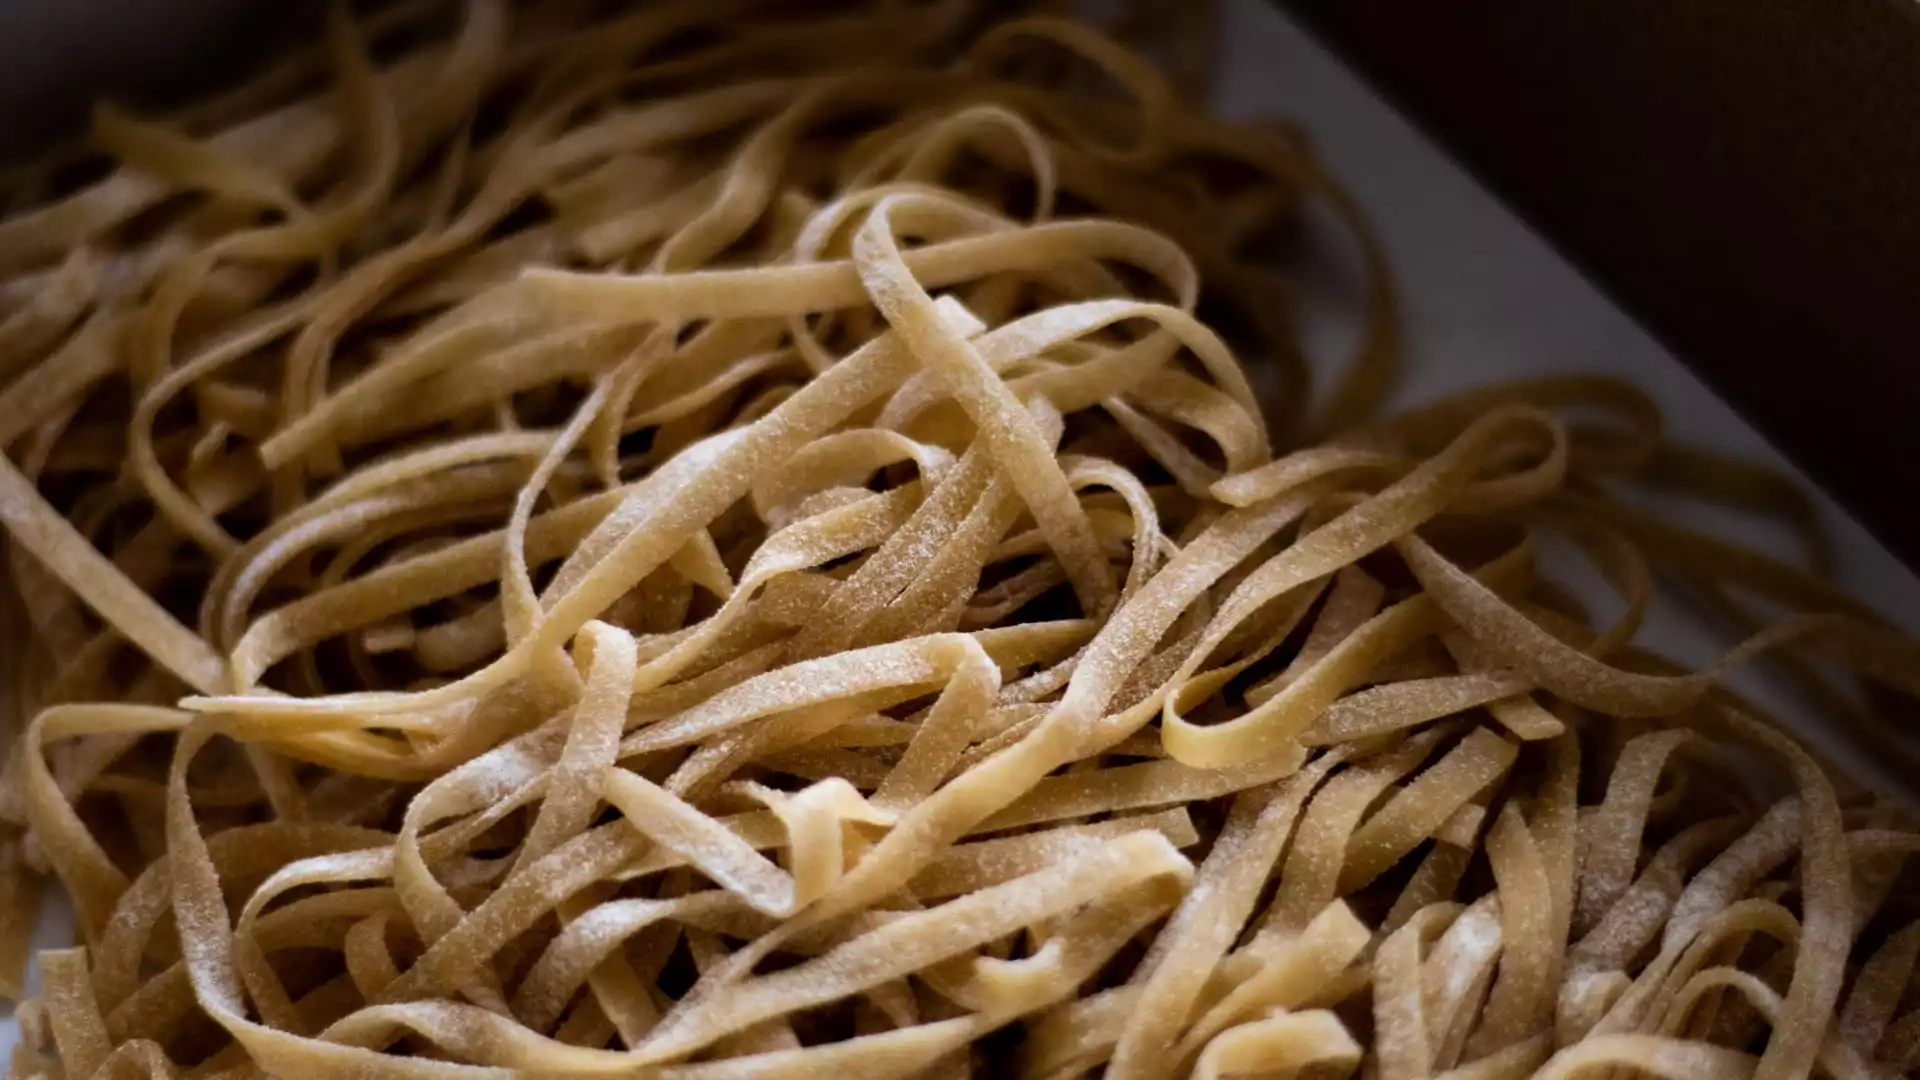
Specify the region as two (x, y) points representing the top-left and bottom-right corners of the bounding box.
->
(2, 2), (1919, 1079)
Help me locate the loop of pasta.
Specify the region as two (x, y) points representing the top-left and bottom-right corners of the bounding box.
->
(3, 3), (1919, 1079)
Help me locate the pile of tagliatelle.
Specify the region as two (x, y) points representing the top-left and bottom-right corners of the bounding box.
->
(10, 2), (1920, 1079)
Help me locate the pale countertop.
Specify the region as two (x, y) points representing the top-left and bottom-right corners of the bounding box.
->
(6, 0), (1920, 1056)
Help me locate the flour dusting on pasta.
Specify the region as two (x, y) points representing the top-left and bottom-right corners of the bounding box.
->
(4, 2), (1920, 1079)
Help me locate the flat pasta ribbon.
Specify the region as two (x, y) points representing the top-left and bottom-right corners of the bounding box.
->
(1, 2), (1918, 1079)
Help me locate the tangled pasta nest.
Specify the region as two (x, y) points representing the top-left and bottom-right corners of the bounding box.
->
(5, 1), (1920, 1077)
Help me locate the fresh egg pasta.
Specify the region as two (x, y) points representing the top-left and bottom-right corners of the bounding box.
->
(2, 3), (1919, 1079)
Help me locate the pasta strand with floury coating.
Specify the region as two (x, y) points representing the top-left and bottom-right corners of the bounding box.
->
(2, 2), (1919, 1078)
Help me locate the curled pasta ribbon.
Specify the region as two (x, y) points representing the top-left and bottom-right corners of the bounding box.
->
(1191, 1009), (1361, 1080)
(601, 768), (891, 918)
(4, 1), (1920, 1078)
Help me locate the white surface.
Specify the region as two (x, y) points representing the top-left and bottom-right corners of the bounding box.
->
(8, 0), (1920, 1061)
(1212, 1), (1920, 684)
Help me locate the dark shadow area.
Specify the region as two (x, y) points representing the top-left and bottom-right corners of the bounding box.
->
(1274, 0), (1920, 573)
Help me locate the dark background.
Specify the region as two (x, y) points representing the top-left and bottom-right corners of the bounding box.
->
(1276, 0), (1920, 572)
(5, 0), (1917, 568)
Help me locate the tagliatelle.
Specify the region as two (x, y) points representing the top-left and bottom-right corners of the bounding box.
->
(3, 1), (1920, 1078)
